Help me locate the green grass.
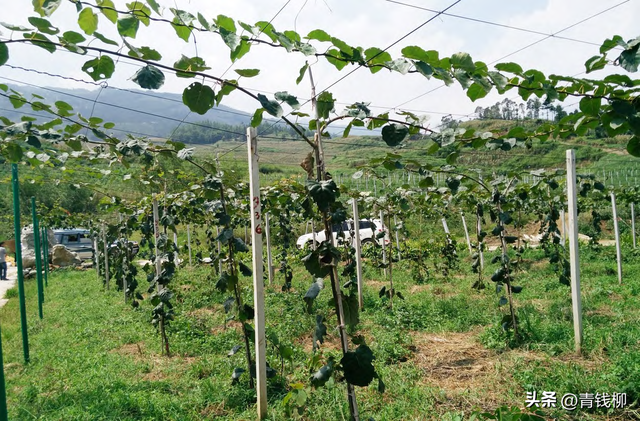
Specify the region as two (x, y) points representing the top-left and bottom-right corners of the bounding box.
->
(1, 242), (639, 420)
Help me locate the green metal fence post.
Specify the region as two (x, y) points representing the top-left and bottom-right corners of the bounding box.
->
(31, 197), (44, 319)
(11, 164), (30, 364)
(0, 324), (8, 421)
(41, 226), (48, 287)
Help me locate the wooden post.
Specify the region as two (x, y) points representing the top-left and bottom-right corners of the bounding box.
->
(393, 215), (401, 262)
(119, 214), (127, 303)
(380, 210), (387, 277)
(187, 224), (193, 266)
(560, 209), (566, 247)
(632, 203), (636, 249)
(102, 221), (110, 290)
(265, 213), (274, 285)
(247, 127), (267, 419)
(312, 220), (317, 250)
(442, 218), (450, 235)
(611, 192), (623, 284)
(460, 213), (472, 253)
(352, 199), (364, 309)
(172, 231), (179, 266)
(94, 230), (100, 284)
(566, 150), (583, 353)
(216, 226), (222, 275)
(152, 199), (161, 291)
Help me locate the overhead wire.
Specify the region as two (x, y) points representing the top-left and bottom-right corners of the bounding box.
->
(391, 0), (631, 110)
(257, 0), (465, 137)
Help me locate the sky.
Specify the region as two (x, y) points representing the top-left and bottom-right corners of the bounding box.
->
(0, 0), (638, 134)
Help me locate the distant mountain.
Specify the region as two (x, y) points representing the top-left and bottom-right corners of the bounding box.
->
(0, 83), (254, 138)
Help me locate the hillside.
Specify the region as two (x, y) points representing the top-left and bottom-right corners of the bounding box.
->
(0, 82), (254, 138)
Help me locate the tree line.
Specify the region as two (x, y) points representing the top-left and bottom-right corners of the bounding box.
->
(474, 98), (570, 122)
(170, 120), (306, 144)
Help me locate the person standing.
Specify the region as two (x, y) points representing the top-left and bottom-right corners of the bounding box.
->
(0, 242), (7, 280)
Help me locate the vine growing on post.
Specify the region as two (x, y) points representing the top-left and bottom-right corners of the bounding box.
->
(262, 179), (310, 291)
(203, 174), (256, 388)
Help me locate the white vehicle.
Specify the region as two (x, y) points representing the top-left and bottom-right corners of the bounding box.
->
(296, 219), (390, 249)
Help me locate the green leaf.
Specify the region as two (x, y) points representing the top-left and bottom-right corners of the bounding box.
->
(296, 62), (308, 85)
(81, 55), (115, 81)
(381, 124), (408, 147)
(28, 17), (59, 35)
(216, 14), (236, 32)
(172, 17), (193, 42)
(147, 0), (161, 14)
(238, 261), (252, 277)
(306, 179), (339, 211)
(341, 292), (359, 329)
(446, 151), (459, 165)
(618, 44), (640, 73)
(97, 0), (118, 23)
(255, 21), (276, 41)
(340, 344), (376, 387)
(257, 94), (283, 118)
(488, 71), (508, 93)
(627, 136), (640, 157)
(401, 46), (433, 63)
(251, 108), (264, 127)
(466, 82), (490, 101)
(174, 55), (210, 77)
(132, 65), (164, 89)
(316, 91), (334, 119)
(61, 30), (86, 44)
(117, 15), (139, 38)
(23, 32), (56, 53)
(303, 279), (323, 314)
(3, 142), (23, 162)
(231, 367), (245, 384)
(313, 314), (327, 350)
(93, 32), (118, 46)
(234, 68), (260, 78)
(233, 237), (249, 253)
(364, 47), (392, 74)
(215, 81), (237, 105)
(219, 27), (239, 51)
(197, 12), (211, 30)
(307, 29), (331, 42)
(127, 45), (162, 61)
(579, 97), (601, 117)
(78, 8), (98, 35)
(386, 58), (411, 75)
(584, 55), (607, 73)
(302, 251), (331, 280)
(325, 49), (348, 70)
(1, 22), (32, 32)
(32, 0), (61, 17)
(274, 31), (295, 52)
(182, 82), (215, 115)
(330, 37), (353, 55)
(600, 35), (625, 54)
(298, 43), (316, 56)
(128, 2), (151, 26)
(0, 43), (8, 67)
(494, 62), (523, 74)
(275, 91), (300, 110)
(26, 136), (42, 148)
(230, 39), (250, 61)
(310, 358), (334, 388)
(451, 52), (475, 72)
